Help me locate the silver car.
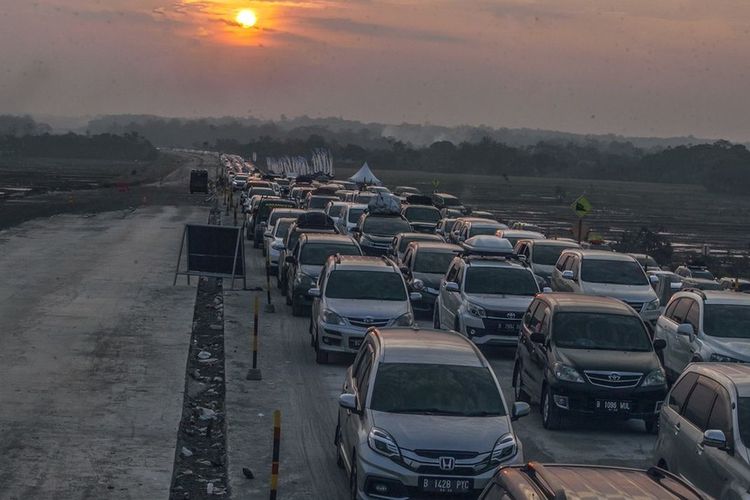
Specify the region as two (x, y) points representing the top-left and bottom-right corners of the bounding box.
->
(308, 255), (419, 363)
(338, 203), (368, 235)
(513, 239), (581, 284)
(336, 327), (530, 499)
(653, 289), (750, 381)
(654, 363), (750, 499)
(264, 217), (296, 275)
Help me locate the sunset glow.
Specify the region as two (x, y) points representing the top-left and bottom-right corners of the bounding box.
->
(236, 9), (257, 28)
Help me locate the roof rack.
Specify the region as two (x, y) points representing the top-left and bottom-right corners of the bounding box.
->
(524, 462), (567, 500)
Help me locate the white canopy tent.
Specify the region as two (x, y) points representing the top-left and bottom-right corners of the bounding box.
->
(348, 162), (382, 186)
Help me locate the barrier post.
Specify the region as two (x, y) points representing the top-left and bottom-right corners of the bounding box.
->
(264, 266), (275, 313)
(269, 410), (281, 500)
(246, 295), (262, 380)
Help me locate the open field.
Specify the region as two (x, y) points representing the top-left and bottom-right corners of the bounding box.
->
(336, 165), (750, 262)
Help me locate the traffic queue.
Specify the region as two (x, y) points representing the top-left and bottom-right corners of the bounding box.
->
(224, 154), (749, 500)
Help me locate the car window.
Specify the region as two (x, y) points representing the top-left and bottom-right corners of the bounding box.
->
(664, 299), (679, 320)
(413, 251), (457, 274)
(357, 347), (375, 400)
(552, 312), (652, 351)
(403, 206), (440, 223)
(685, 301), (700, 331)
(523, 300), (540, 328)
(446, 262), (459, 283)
(703, 304), (750, 339)
(530, 304), (547, 333)
(739, 398), (750, 449)
(707, 385), (732, 441)
(362, 216), (412, 236)
(580, 259), (648, 285)
(534, 244), (577, 266)
(668, 372), (698, 413)
(464, 267), (539, 296)
(300, 243), (361, 266)
(348, 207), (365, 223)
(325, 270), (407, 301)
(556, 254), (569, 271)
(682, 379), (717, 431)
(672, 298), (693, 324)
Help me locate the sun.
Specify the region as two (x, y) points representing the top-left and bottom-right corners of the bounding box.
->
(236, 9), (257, 28)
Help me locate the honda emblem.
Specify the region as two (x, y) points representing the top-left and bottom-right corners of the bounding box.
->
(439, 456), (455, 471)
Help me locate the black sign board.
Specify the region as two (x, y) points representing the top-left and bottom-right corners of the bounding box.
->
(173, 224), (245, 289)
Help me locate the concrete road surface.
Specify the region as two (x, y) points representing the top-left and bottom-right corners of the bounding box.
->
(225, 242), (659, 499)
(0, 205), (205, 499)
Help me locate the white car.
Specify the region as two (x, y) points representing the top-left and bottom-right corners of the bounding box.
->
(337, 203), (368, 235)
(264, 217), (296, 275)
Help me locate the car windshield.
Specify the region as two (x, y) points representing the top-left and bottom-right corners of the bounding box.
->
(703, 304), (750, 339)
(739, 398), (750, 449)
(534, 244), (577, 266)
(581, 260), (649, 285)
(269, 211), (299, 226)
(251, 188), (274, 196)
(309, 196), (337, 209)
(398, 236), (440, 253)
(348, 208), (365, 223)
(300, 243), (360, 265)
(691, 269), (715, 280)
(355, 193), (376, 203)
(464, 267), (539, 295)
(325, 270), (406, 300)
(469, 225), (500, 237)
(259, 202), (295, 220)
(273, 219), (294, 237)
(369, 363), (506, 416)
(553, 312), (652, 351)
(635, 255), (659, 268)
(443, 197), (461, 207)
(404, 206), (440, 223)
(362, 216), (412, 237)
(414, 251), (457, 274)
(327, 205), (345, 217)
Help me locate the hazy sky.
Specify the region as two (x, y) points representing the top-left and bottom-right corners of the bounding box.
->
(2, 0), (750, 139)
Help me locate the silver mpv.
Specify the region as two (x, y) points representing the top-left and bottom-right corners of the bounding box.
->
(335, 327), (530, 499)
(654, 363), (750, 499)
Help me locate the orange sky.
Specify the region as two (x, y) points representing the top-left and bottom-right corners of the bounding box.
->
(2, 0), (750, 139)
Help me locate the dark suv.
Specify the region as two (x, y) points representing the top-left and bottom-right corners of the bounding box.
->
(353, 213), (412, 256)
(248, 197), (296, 245)
(431, 192), (467, 215)
(513, 293), (668, 432)
(478, 462), (707, 500)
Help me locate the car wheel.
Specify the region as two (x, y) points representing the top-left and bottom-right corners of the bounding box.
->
(433, 305), (441, 329)
(349, 454), (358, 500)
(335, 423), (345, 469)
(513, 362), (530, 403)
(644, 417), (659, 434)
(315, 333), (329, 364)
(542, 387), (562, 430)
(291, 296), (304, 317)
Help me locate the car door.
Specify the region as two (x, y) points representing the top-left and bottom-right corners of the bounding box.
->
(672, 299), (698, 371)
(658, 371), (698, 467)
(554, 256), (574, 292)
(550, 254), (569, 291)
(568, 256), (582, 293)
(340, 342), (374, 465)
(522, 303), (549, 400)
(440, 262), (462, 328)
(674, 376), (719, 491)
(311, 267), (327, 329)
(660, 298), (688, 374)
(697, 383), (735, 498)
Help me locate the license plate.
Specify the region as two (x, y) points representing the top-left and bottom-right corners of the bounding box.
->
(419, 477), (472, 494)
(350, 338), (363, 349)
(596, 399), (631, 412)
(498, 322), (519, 332)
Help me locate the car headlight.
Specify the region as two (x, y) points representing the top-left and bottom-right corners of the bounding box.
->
(467, 303), (486, 318)
(642, 369), (666, 387)
(412, 279), (425, 291)
(644, 298), (660, 311)
(394, 312), (414, 326)
(368, 428), (401, 459)
(553, 363), (584, 383)
(322, 309), (345, 325)
(490, 434), (517, 465)
(710, 353), (746, 363)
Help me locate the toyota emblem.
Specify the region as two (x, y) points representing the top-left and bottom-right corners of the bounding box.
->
(438, 456), (455, 471)
(363, 316), (374, 324)
(608, 373), (621, 382)
(506, 312), (517, 319)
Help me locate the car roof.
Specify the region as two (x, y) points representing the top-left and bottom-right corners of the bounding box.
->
(397, 232), (443, 240)
(345, 203), (368, 209)
(403, 204), (439, 210)
(679, 289), (750, 305)
(498, 463), (704, 500)
(433, 192), (458, 198)
(300, 233), (356, 244)
(539, 293), (636, 314)
(330, 255), (397, 270)
(464, 257), (528, 269)
(498, 230), (546, 238)
(412, 242), (463, 252)
(570, 249), (636, 261)
(525, 239), (580, 248)
(375, 328), (485, 366)
(687, 363), (750, 397)
(457, 217), (495, 223)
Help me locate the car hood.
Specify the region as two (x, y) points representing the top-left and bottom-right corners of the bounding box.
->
(370, 410), (509, 453)
(464, 294), (535, 312)
(532, 264), (554, 278)
(555, 347), (660, 373)
(326, 298), (408, 318)
(300, 264), (322, 279)
(579, 282), (657, 302)
(704, 337), (750, 361)
(362, 234), (392, 244)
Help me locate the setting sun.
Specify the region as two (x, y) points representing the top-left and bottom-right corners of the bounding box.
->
(236, 9), (257, 28)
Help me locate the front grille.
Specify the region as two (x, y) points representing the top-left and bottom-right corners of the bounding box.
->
(484, 310), (523, 321)
(347, 317), (390, 328)
(584, 371), (642, 388)
(413, 450), (479, 460)
(401, 448), (490, 477)
(623, 301), (644, 311)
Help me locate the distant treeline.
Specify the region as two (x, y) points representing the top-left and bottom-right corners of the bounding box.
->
(0, 131), (158, 161)
(215, 135), (750, 194)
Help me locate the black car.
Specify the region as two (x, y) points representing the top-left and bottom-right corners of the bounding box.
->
(513, 293), (668, 432)
(249, 198), (297, 246)
(352, 213), (412, 256)
(431, 192), (467, 214)
(400, 241), (462, 316)
(401, 204), (442, 233)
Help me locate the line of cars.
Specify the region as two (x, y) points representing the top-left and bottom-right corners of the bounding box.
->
(237, 172), (748, 499)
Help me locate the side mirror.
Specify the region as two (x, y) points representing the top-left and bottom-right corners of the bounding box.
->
(339, 393), (358, 412)
(650, 274), (660, 284)
(445, 282), (460, 293)
(676, 323), (694, 336)
(285, 256), (296, 264)
(307, 288), (321, 298)
(530, 332), (545, 343)
(411, 279), (424, 291)
(653, 338), (667, 351)
(409, 292), (423, 301)
(271, 243), (285, 251)
(542, 287), (553, 293)
(511, 401), (530, 421)
(561, 270), (575, 280)
(702, 429), (728, 449)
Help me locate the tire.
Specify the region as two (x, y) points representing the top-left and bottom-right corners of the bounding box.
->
(291, 296), (304, 317)
(542, 387), (563, 430)
(349, 455), (358, 500)
(335, 423), (345, 469)
(513, 362), (530, 403)
(644, 417), (659, 434)
(315, 333), (329, 364)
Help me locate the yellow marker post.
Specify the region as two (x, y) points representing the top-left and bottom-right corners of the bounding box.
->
(246, 295), (262, 380)
(269, 410), (281, 500)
